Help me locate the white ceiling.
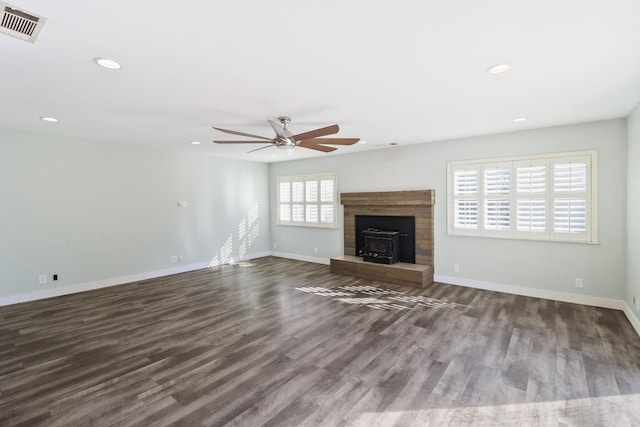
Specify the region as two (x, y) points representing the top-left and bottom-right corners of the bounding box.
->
(2, 1), (640, 163)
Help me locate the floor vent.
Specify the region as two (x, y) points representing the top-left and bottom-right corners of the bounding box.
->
(0, 2), (46, 43)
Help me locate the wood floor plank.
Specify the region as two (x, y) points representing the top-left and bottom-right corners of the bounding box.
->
(556, 346), (590, 400)
(1, 256), (639, 426)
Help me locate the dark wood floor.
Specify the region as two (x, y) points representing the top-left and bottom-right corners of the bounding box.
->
(1, 256), (640, 426)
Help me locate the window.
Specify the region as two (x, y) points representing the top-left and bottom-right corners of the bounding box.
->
(277, 173), (338, 228)
(447, 150), (597, 243)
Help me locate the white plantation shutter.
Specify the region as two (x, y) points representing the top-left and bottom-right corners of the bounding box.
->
(516, 161), (547, 235)
(320, 179), (333, 202)
(292, 204), (304, 222)
(305, 180), (319, 222)
(554, 199), (586, 232)
(279, 182), (292, 221)
(279, 182), (291, 202)
(305, 181), (319, 221)
(483, 165), (510, 232)
(517, 165), (546, 194)
(280, 204), (291, 222)
(554, 162), (587, 192)
(454, 169), (478, 195)
(454, 200), (478, 229)
(448, 150), (596, 243)
(319, 179), (335, 224)
(306, 181), (318, 202)
(320, 204), (334, 223)
(306, 205), (318, 222)
(551, 158), (590, 240)
(484, 200), (510, 230)
(277, 173), (337, 228)
(517, 200), (546, 232)
(452, 168), (479, 229)
(484, 167), (510, 194)
(292, 182), (304, 202)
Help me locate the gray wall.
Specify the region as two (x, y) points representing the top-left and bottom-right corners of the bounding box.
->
(1, 118), (630, 306)
(270, 119), (627, 300)
(0, 128), (270, 301)
(627, 103), (640, 317)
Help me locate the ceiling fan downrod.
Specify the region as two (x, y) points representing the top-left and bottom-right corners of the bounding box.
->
(276, 116), (295, 149)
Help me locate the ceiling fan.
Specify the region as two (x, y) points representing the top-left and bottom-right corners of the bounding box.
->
(213, 116), (359, 153)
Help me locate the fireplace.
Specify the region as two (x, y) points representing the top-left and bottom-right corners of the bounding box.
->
(330, 190), (434, 288)
(356, 215), (415, 264)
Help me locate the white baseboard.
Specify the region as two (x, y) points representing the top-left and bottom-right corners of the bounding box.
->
(262, 255), (629, 312)
(0, 262), (207, 307)
(234, 251), (272, 262)
(434, 274), (625, 310)
(269, 251), (330, 265)
(0, 252), (270, 307)
(435, 274), (640, 338)
(622, 301), (640, 337)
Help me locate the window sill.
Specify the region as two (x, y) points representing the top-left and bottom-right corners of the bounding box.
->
(445, 232), (601, 245)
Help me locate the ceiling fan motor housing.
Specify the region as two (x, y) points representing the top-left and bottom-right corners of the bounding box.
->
(275, 137), (296, 149)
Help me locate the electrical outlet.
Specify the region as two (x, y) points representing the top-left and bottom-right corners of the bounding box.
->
(39, 275), (46, 285)
(574, 278), (584, 288)
(453, 264), (460, 273)
(314, 248), (318, 254)
(53, 274), (58, 281)
(273, 242), (277, 249)
(634, 296), (640, 310)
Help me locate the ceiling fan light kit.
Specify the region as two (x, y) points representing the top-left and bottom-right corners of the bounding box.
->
(213, 116), (360, 154)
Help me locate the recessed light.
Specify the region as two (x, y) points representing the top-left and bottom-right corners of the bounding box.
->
(512, 117), (527, 123)
(358, 140), (367, 144)
(93, 57), (122, 70)
(40, 116), (58, 122)
(486, 63), (511, 74)
(190, 141), (201, 145)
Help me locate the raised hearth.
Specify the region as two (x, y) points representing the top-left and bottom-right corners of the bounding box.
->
(331, 255), (433, 288)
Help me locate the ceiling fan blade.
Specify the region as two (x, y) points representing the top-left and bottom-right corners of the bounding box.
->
(268, 120), (286, 138)
(298, 137), (360, 146)
(213, 127), (272, 141)
(247, 145), (274, 154)
(292, 124), (339, 141)
(298, 141), (337, 152)
(214, 140), (273, 144)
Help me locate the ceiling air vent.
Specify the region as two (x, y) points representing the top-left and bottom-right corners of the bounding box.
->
(0, 2), (46, 43)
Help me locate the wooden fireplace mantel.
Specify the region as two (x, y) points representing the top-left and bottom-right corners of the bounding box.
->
(340, 190), (435, 208)
(330, 189), (435, 288)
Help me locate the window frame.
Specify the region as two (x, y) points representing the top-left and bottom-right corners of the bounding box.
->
(447, 150), (598, 243)
(277, 172), (338, 229)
